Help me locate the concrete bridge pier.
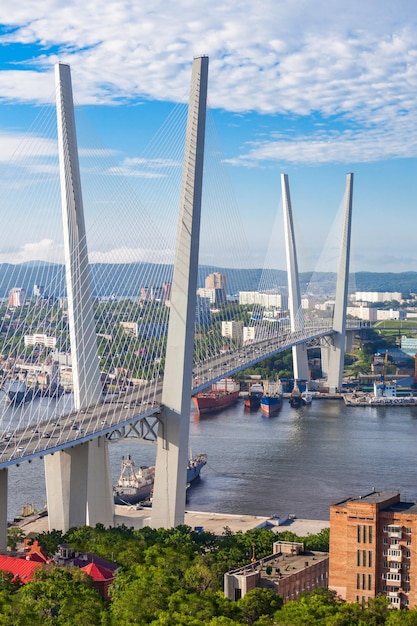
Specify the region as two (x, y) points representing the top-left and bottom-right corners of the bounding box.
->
(86, 437), (114, 527)
(44, 444), (89, 531)
(0, 469), (7, 553)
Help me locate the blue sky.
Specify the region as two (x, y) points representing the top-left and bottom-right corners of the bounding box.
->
(0, 1), (417, 273)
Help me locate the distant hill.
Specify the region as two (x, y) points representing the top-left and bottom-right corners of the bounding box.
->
(0, 262), (416, 299)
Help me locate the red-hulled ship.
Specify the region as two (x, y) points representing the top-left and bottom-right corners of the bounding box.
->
(193, 378), (240, 414)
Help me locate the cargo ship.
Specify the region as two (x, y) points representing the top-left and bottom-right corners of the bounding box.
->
(244, 382), (263, 410)
(289, 380), (302, 408)
(6, 380), (38, 405)
(113, 453), (207, 505)
(193, 378), (240, 414)
(260, 380), (282, 417)
(260, 393), (282, 417)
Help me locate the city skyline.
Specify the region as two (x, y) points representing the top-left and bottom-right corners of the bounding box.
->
(1, 2), (417, 272)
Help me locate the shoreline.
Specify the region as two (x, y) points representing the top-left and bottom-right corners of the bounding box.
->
(12, 507), (329, 538)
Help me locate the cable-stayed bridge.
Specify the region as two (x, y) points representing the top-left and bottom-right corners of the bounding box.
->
(0, 57), (362, 547)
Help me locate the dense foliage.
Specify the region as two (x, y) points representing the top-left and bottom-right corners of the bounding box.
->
(0, 524), (404, 624)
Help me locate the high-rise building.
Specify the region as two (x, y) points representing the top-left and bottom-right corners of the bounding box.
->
(33, 284), (45, 297)
(205, 272), (226, 291)
(8, 288), (26, 307)
(196, 295), (211, 327)
(221, 321), (244, 344)
(204, 273), (226, 304)
(329, 491), (417, 609)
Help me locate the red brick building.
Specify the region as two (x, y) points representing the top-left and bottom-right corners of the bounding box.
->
(329, 491), (417, 609)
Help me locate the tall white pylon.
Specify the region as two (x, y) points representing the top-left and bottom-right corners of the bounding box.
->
(326, 173), (354, 391)
(151, 56), (209, 529)
(44, 64), (113, 532)
(282, 174), (309, 381)
(55, 63), (102, 410)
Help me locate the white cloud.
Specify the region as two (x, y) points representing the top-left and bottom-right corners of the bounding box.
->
(89, 246), (174, 264)
(1, 1), (417, 166)
(0, 1), (415, 113)
(0, 239), (64, 264)
(0, 132), (57, 161)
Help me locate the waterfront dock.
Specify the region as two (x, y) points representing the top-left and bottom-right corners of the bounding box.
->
(14, 506), (329, 537)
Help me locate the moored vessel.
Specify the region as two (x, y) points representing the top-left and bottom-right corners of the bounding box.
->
(244, 382), (263, 410)
(244, 394), (261, 410)
(186, 453), (207, 483)
(301, 392), (313, 405)
(6, 379), (38, 405)
(260, 380), (282, 417)
(113, 456), (155, 505)
(113, 452), (207, 505)
(193, 378), (240, 414)
(260, 394), (282, 416)
(289, 380), (302, 408)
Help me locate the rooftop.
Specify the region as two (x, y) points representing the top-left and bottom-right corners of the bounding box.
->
(229, 549), (329, 580)
(332, 491), (400, 507)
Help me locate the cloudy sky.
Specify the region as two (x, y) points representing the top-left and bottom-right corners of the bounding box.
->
(1, 1), (417, 273)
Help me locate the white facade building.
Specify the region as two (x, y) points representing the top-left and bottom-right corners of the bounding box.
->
(354, 291), (402, 303)
(24, 334), (57, 348)
(376, 309), (406, 321)
(239, 291), (288, 309)
(346, 306), (377, 322)
(221, 320), (244, 344)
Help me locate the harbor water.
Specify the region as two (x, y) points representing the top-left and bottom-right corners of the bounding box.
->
(6, 396), (417, 521)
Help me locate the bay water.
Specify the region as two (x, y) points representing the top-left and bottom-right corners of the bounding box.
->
(6, 397), (417, 521)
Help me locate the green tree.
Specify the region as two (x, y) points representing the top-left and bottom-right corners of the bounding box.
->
(238, 588), (282, 625)
(7, 527), (25, 552)
(35, 529), (64, 557)
(386, 608), (417, 625)
(14, 567), (106, 625)
(273, 588), (344, 625)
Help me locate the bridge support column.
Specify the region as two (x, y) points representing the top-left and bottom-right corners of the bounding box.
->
(282, 174), (309, 381)
(326, 173), (354, 391)
(44, 444), (89, 532)
(0, 469), (7, 553)
(151, 56), (208, 529)
(87, 437), (114, 527)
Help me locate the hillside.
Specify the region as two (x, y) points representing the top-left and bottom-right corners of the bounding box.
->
(0, 263), (416, 299)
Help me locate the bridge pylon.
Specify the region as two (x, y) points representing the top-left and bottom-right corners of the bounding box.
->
(322, 173), (354, 391)
(44, 64), (113, 532)
(282, 174), (309, 381)
(151, 56), (209, 529)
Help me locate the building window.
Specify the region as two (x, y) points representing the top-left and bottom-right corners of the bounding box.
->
(406, 528), (412, 534)
(406, 551), (411, 558)
(358, 525), (361, 542)
(234, 589), (242, 601)
(362, 573), (366, 590)
(363, 550), (367, 567)
(363, 526), (367, 543)
(368, 574), (372, 590)
(383, 525), (387, 532)
(384, 561), (388, 569)
(369, 526), (372, 544)
(383, 549), (388, 556)
(368, 551), (372, 567)
(357, 550), (361, 566)
(383, 538), (388, 545)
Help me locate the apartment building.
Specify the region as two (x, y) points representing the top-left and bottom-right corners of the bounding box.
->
(329, 491), (417, 609)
